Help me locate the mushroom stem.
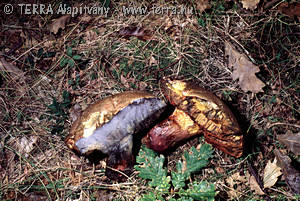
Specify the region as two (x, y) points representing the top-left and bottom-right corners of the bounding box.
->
(106, 135), (134, 180)
(143, 108), (201, 152)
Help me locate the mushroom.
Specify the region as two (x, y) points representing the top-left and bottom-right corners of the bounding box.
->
(143, 79), (243, 158)
(65, 91), (168, 179)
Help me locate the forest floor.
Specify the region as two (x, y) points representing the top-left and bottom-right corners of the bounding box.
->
(0, 0), (299, 200)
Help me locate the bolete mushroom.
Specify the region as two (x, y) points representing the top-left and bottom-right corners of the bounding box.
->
(143, 79), (243, 158)
(65, 91), (168, 179)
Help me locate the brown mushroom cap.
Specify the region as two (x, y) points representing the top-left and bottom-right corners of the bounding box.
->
(145, 79), (243, 158)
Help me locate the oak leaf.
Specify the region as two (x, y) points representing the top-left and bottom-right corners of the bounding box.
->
(249, 175), (265, 195)
(278, 132), (300, 156)
(274, 149), (300, 194)
(49, 15), (71, 34)
(225, 41), (265, 93)
(226, 172), (247, 198)
(241, 0), (260, 10)
(263, 158), (282, 188)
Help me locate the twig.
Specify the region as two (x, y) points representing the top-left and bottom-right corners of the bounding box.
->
(267, 122), (300, 129)
(152, 57), (182, 78)
(264, 0), (285, 9)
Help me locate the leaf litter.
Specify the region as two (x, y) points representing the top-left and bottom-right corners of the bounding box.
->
(249, 174), (265, 195)
(1, 0), (299, 200)
(241, 0), (260, 10)
(225, 41), (265, 93)
(49, 15), (71, 34)
(277, 2), (300, 21)
(263, 158), (282, 189)
(278, 132), (300, 156)
(274, 149), (300, 194)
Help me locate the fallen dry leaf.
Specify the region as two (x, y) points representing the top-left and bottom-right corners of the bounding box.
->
(78, 14), (92, 23)
(83, 30), (98, 42)
(149, 56), (158, 66)
(263, 158), (282, 188)
(195, 0), (211, 13)
(138, 81), (148, 91)
(278, 132), (300, 156)
(0, 57), (27, 94)
(49, 15), (71, 34)
(225, 41), (265, 93)
(120, 74), (135, 89)
(278, 2), (300, 21)
(0, 57), (24, 80)
(226, 172), (248, 197)
(241, 0), (260, 10)
(16, 136), (38, 157)
(69, 103), (82, 123)
(274, 149), (300, 194)
(249, 175), (265, 195)
(115, 27), (153, 41)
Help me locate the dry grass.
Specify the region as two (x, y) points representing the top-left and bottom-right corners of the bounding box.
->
(0, 0), (299, 200)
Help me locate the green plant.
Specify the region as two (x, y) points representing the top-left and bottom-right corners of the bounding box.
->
(60, 46), (82, 68)
(47, 90), (71, 135)
(134, 143), (216, 200)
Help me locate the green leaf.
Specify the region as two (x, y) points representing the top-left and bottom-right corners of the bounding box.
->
(134, 146), (169, 189)
(68, 59), (75, 67)
(180, 181), (216, 201)
(171, 161), (188, 190)
(72, 55), (81, 60)
(176, 197), (193, 201)
(139, 192), (165, 201)
(66, 46), (73, 57)
(139, 192), (156, 201)
(103, 0), (111, 8)
(172, 144), (213, 190)
(183, 144), (213, 176)
(37, 48), (44, 57)
(155, 175), (171, 193)
(47, 98), (59, 113)
(62, 90), (71, 107)
(60, 57), (69, 67)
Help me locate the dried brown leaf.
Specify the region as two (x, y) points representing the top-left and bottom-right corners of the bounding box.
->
(225, 41), (265, 93)
(274, 149), (300, 194)
(83, 30), (98, 42)
(120, 75), (135, 89)
(249, 175), (265, 195)
(0, 57), (24, 80)
(226, 172), (247, 198)
(278, 2), (300, 21)
(278, 132), (300, 155)
(138, 81), (148, 91)
(195, 0), (211, 13)
(149, 56), (158, 66)
(241, 0), (260, 10)
(263, 158), (282, 188)
(16, 136), (38, 157)
(69, 103), (82, 123)
(49, 15), (71, 34)
(0, 57), (27, 94)
(116, 27), (153, 41)
(78, 14), (92, 23)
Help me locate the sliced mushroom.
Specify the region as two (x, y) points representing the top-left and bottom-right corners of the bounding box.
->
(65, 91), (168, 179)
